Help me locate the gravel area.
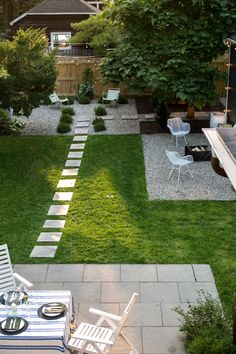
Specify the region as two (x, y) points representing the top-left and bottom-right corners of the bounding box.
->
(142, 133), (236, 200)
(16, 100), (139, 135)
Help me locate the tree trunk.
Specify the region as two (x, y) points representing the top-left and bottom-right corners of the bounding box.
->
(186, 105), (195, 119)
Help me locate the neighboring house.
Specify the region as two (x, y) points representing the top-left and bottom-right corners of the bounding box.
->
(10, 0), (100, 50)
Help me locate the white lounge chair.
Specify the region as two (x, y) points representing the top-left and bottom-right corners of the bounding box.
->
(49, 92), (69, 107)
(167, 117), (190, 146)
(166, 150), (194, 183)
(68, 292), (139, 354)
(0, 244), (33, 292)
(103, 88), (120, 105)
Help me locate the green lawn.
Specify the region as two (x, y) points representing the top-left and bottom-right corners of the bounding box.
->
(0, 135), (236, 311)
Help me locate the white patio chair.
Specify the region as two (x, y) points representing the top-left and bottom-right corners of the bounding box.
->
(49, 92), (69, 107)
(68, 292), (139, 354)
(167, 117), (190, 146)
(0, 244), (33, 293)
(166, 150), (194, 183)
(103, 88), (120, 106)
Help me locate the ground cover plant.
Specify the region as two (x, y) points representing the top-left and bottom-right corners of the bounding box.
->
(1, 135), (236, 313)
(0, 136), (71, 260)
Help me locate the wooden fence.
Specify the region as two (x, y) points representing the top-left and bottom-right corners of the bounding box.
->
(55, 55), (227, 97)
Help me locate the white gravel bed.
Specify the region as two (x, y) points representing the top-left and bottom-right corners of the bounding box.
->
(142, 133), (236, 200)
(16, 100), (139, 135)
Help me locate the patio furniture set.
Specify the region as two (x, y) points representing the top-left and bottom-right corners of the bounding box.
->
(0, 244), (138, 353)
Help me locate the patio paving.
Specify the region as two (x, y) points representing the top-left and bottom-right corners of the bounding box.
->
(142, 133), (236, 200)
(11, 263), (218, 354)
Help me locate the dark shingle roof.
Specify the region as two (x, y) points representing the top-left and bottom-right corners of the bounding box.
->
(28, 0), (99, 14)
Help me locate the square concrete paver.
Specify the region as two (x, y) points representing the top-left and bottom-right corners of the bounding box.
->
(37, 232), (63, 242)
(43, 219), (66, 228)
(73, 135), (88, 142)
(76, 122), (90, 127)
(63, 283), (101, 303)
(121, 264), (157, 282)
(47, 205), (69, 216)
(65, 160), (81, 167)
(112, 327), (143, 354)
(178, 282), (219, 302)
(193, 264), (215, 282)
(68, 151), (83, 159)
(120, 303), (162, 326)
(13, 264), (48, 282)
(75, 128), (89, 134)
(61, 168), (79, 176)
(101, 282), (139, 303)
(70, 143), (85, 150)
(84, 264), (120, 282)
(53, 192), (73, 201)
(46, 264), (84, 282)
(30, 246), (57, 258)
(140, 283), (180, 303)
(161, 303), (192, 327)
(102, 115), (113, 120)
(57, 179), (76, 188)
(157, 265), (195, 282)
(143, 327), (185, 354)
(77, 116), (91, 122)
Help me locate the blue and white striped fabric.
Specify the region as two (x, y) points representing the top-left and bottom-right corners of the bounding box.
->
(0, 290), (72, 352)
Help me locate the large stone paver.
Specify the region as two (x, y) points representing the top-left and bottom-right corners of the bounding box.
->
(57, 179), (76, 188)
(53, 192), (73, 201)
(43, 219), (66, 228)
(178, 282), (218, 302)
(84, 264), (120, 282)
(62, 282), (101, 303)
(65, 159), (81, 167)
(46, 264), (84, 282)
(101, 282), (139, 303)
(76, 122), (90, 127)
(47, 205), (69, 216)
(13, 264), (48, 282)
(70, 143), (85, 150)
(73, 135), (88, 142)
(161, 303), (193, 327)
(121, 264), (157, 282)
(140, 282), (180, 303)
(193, 264), (215, 282)
(157, 264), (195, 282)
(61, 168), (79, 176)
(78, 303), (120, 324)
(68, 151), (83, 159)
(37, 232), (63, 242)
(75, 128), (89, 134)
(30, 246), (57, 258)
(142, 327), (185, 354)
(120, 303), (162, 326)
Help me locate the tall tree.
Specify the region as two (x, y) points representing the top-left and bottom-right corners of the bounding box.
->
(100, 0), (236, 114)
(0, 28), (57, 116)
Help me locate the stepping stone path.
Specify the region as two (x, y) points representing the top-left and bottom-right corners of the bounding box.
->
(121, 114), (138, 120)
(31, 110), (91, 258)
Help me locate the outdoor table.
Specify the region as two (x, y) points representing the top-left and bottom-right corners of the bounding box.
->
(0, 290), (74, 352)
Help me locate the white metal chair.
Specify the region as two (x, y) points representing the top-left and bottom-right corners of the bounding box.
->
(0, 244), (33, 293)
(166, 150), (194, 183)
(167, 117), (190, 146)
(103, 88), (120, 106)
(68, 292), (139, 354)
(49, 92), (69, 107)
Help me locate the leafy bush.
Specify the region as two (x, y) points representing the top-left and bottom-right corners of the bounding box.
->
(94, 105), (107, 116)
(60, 113), (73, 124)
(175, 291), (234, 354)
(67, 96), (76, 105)
(118, 95), (128, 104)
(78, 95), (91, 104)
(92, 117), (104, 126)
(57, 122), (71, 133)
(78, 68), (94, 99)
(0, 108), (24, 135)
(94, 121), (106, 132)
(186, 327), (235, 354)
(62, 107), (75, 116)
(97, 96), (103, 104)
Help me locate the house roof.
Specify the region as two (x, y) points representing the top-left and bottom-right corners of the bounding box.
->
(10, 0), (99, 25)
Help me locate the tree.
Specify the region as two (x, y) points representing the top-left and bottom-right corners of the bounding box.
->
(0, 28), (57, 116)
(100, 0), (236, 115)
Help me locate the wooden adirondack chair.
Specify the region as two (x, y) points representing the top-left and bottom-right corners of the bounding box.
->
(0, 244), (33, 293)
(102, 88), (120, 106)
(68, 292), (139, 354)
(49, 92), (69, 107)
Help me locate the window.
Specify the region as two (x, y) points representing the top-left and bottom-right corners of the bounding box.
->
(50, 32), (71, 50)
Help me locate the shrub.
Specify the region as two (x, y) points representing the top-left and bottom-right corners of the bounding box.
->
(62, 107), (75, 116)
(78, 95), (91, 104)
(94, 105), (107, 116)
(68, 96), (76, 105)
(57, 122), (71, 133)
(97, 96), (103, 104)
(118, 94), (128, 104)
(60, 113), (73, 124)
(92, 117), (104, 126)
(78, 68), (94, 99)
(94, 121), (106, 132)
(0, 108), (24, 135)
